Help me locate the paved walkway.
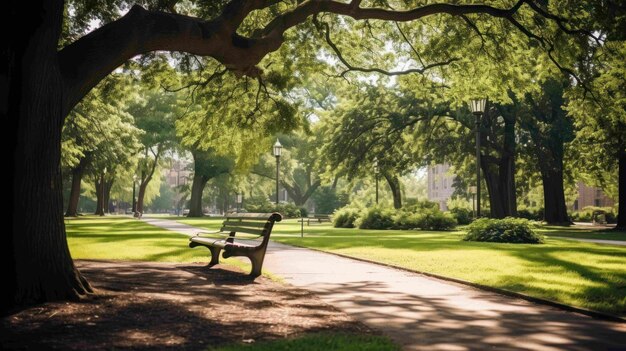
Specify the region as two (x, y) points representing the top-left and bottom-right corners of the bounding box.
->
(551, 236), (626, 246)
(144, 217), (626, 350)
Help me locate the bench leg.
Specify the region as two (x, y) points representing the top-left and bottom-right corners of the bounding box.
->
(208, 246), (221, 267)
(248, 250), (265, 278)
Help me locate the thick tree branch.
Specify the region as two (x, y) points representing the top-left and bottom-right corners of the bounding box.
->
(59, 0), (590, 115)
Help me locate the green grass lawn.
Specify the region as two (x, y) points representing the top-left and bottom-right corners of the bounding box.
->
(542, 225), (626, 241)
(66, 217), (237, 264)
(178, 218), (626, 316)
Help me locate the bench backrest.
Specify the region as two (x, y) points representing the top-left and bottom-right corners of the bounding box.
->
(221, 212), (282, 246)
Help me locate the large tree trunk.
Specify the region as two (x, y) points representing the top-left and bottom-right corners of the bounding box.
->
(4, 0), (91, 314)
(188, 173), (209, 217)
(94, 173), (105, 216)
(136, 180), (147, 214)
(541, 166), (570, 225)
(482, 156), (517, 219)
(482, 162), (505, 219)
(104, 178), (114, 214)
(65, 161), (87, 217)
(383, 173), (402, 209)
(616, 150), (625, 230)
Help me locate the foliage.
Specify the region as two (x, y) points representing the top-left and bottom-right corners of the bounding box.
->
(516, 208), (544, 221)
(299, 207), (309, 218)
(412, 209), (457, 231)
(463, 218), (544, 244)
(333, 207), (363, 229)
(449, 208), (473, 225)
(402, 200), (439, 213)
(570, 207), (618, 224)
(312, 186), (349, 215)
(355, 207), (396, 230)
(244, 200), (302, 218)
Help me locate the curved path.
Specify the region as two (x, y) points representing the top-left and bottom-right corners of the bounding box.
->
(144, 217), (626, 350)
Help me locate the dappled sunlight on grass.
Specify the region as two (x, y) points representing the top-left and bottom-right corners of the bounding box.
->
(539, 226), (626, 241)
(65, 217), (246, 270)
(173, 218), (626, 315)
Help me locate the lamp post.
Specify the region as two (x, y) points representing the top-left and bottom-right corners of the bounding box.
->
(273, 139), (282, 205)
(470, 99), (486, 217)
(132, 174), (137, 214)
(100, 167), (107, 216)
(373, 157), (379, 205)
(236, 192), (243, 213)
(469, 186), (477, 219)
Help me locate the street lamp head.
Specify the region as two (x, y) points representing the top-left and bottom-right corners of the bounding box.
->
(373, 157), (379, 174)
(469, 99), (487, 116)
(133, 174), (137, 181)
(273, 139), (282, 157)
(236, 193), (243, 204)
(468, 185), (477, 194)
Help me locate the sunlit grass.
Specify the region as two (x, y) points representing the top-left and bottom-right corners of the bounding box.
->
(65, 217), (248, 270)
(541, 225), (626, 241)
(179, 218), (626, 315)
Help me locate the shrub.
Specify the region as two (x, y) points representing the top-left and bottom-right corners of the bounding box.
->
(414, 210), (457, 230)
(392, 211), (420, 230)
(573, 206), (618, 224)
(516, 208), (544, 221)
(299, 207), (309, 218)
(463, 218), (544, 244)
(333, 207), (362, 228)
(402, 200), (439, 213)
(450, 207), (473, 225)
(356, 207), (395, 230)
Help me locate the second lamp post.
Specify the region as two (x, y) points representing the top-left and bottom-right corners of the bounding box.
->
(469, 99), (486, 218)
(273, 139), (282, 205)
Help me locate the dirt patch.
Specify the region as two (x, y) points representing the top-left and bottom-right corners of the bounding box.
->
(1, 260), (371, 350)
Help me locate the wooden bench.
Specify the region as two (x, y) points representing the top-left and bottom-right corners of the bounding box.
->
(298, 214), (332, 225)
(188, 212), (282, 277)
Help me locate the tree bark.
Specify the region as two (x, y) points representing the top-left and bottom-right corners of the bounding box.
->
(136, 148), (161, 214)
(4, 0), (91, 314)
(540, 166), (570, 225)
(383, 173), (402, 209)
(104, 177), (114, 214)
(188, 173), (209, 217)
(482, 156), (517, 219)
(94, 173), (106, 216)
(616, 150), (625, 230)
(65, 158), (88, 217)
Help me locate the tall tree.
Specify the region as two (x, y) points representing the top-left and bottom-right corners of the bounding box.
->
(129, 89), (178, 214)
(187, 150), (235, 217)
(3, 0), (598, 311)
(566, 42), (626, 229)
(521, 79), (574, 224)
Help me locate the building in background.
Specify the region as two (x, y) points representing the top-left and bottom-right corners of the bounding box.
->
(427, 163), (457, 211)
(572, 181), (615, 211)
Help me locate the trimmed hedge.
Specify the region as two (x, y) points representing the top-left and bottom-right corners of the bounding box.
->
(450, 207), (473, 225)
(333, 207), (362, 228)
(333, 205), (457, 231)
(356, 207), (395, 229)
(463, 218), (544, 244)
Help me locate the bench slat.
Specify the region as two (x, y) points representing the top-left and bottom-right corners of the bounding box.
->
(224, 213), (280, 220)
(222, 221), (268, 228)
(221, 226), (265, 236)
